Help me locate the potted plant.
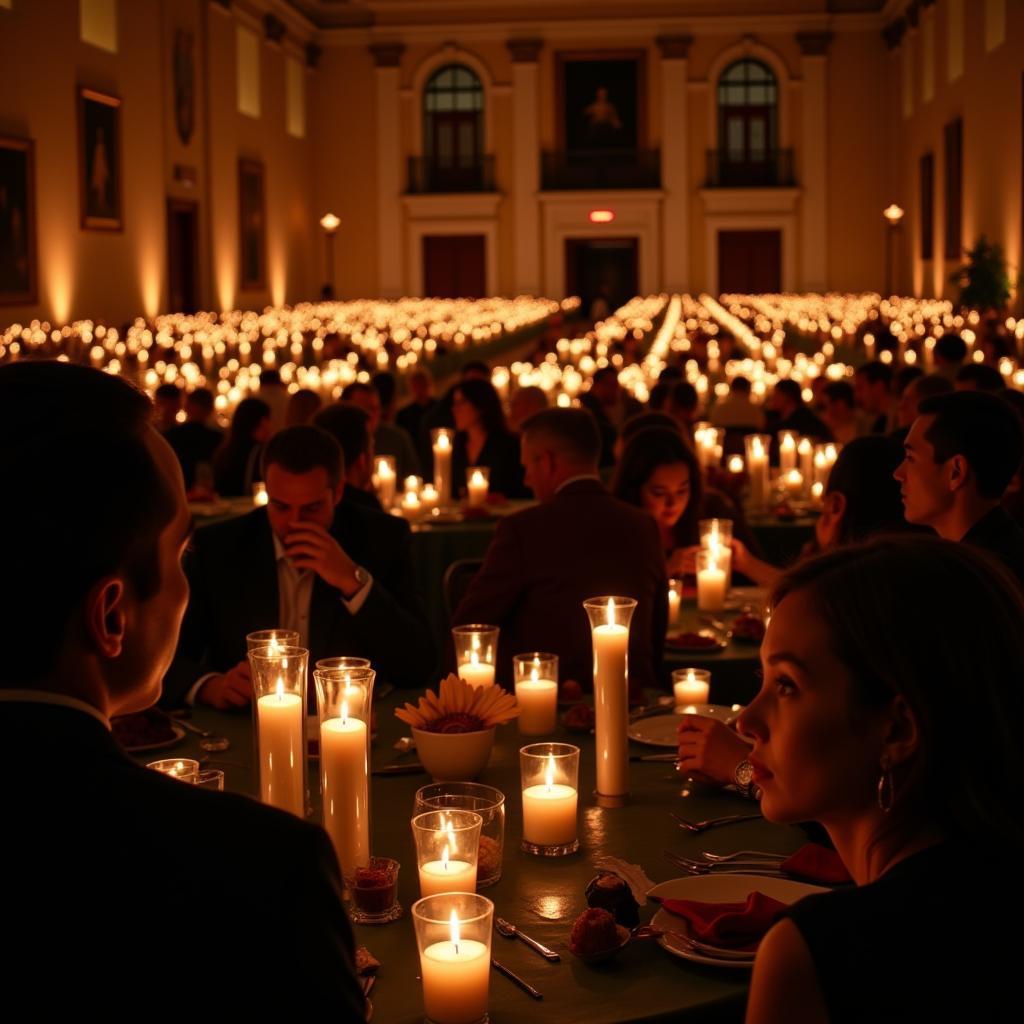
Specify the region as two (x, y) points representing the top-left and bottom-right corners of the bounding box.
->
(951, 235), (1012, 311)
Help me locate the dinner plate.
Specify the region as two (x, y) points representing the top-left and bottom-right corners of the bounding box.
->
(723, 587), (768, 612)
(648, 873), (826, 968)
(627, 706), (738, 747)
(121, 722), (186, 753)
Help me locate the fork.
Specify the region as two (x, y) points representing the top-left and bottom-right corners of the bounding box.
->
(665, 850), (784, 878)
(671, 811), (763, 832)
(701, 850), (787, 863)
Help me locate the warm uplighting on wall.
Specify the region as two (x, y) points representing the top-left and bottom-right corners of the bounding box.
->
(46, 244), (74, 325)
(269, 244), (287, 307)
(588, 209), (615, 224)
(882, 204), (905, 225)
(215, 250), (236, 312)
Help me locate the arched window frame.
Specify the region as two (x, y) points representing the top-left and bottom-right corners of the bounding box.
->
(422, 63), (484, 172)
(716, 58), (779, 167)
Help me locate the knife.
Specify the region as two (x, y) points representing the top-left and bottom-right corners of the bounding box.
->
(491, 958), (543, 1000)
(371, 762), (427, 775)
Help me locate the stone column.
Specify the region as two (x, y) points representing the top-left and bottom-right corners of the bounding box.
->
(507, 38), (543, 296)
(796, 32), (832, 292)
(656, 35), (693, 293)
(370, 42), (405, 298)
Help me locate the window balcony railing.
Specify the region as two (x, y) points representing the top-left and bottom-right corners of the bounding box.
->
(541, 149), (661, 191)
(406, 155), (496, 194)
(705, 149), (796, 188)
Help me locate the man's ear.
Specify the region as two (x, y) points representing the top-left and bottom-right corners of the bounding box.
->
(85, 577), (127, 659)
(947, 454), (970, 493)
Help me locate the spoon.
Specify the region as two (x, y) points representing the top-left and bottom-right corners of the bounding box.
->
(494, 917), (560, 961)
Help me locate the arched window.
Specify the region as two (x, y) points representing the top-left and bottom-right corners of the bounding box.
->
(716, 59), (779, 185)
(423, 64), (484, 191)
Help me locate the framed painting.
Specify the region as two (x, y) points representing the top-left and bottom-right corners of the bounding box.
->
(0, 136), (37, 305)
(78, 87), (122, 230)
(557, 52), (645, 153)
(238, 158), (266, 291)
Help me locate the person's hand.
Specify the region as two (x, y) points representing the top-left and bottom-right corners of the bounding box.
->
(284, 522), (361, 596)
(198, 660), (252, 709)
(729, 537), (751, 575)
(677, 715), (751, 787)
(667, 545), (700, 577)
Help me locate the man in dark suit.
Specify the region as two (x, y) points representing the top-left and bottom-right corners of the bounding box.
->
(314, 401), (383, 513)
(452, 408), (667, 698)
(0, 362), (364, 1015)
(165, 424), (435, 709)
(164, 385), (223, 491)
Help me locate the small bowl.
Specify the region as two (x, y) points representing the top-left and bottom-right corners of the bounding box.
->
(411, 726), (495, 782)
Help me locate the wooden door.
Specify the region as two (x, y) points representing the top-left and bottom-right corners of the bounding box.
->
(423, 235), (486, 297)
(431, 111), (480, 190)
(167, 198), (199, 314)
(717, 230), (781, 293)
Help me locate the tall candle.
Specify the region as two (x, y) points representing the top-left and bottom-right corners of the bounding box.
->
(421, 915), (490, 1024)
(522, 756), (577, 845)
(779, 432), (797, 473)
(591, 600), (630, 800)
(798, 437), (813, 483)
(467, 469), (488, 508)
(746, 436), (770, 509)
(256, 681), (305, 816)
(375, 458), (397, 508)
(515, 670), (558, 735)
(667, 581), (682, 625)
(419, 844), (478, 897)
(320, 707), (369, 878)
(697, 550), (728, 612)
(433, 431), (453, 505)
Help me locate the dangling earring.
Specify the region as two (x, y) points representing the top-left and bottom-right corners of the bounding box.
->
(877, 758), (895, 813)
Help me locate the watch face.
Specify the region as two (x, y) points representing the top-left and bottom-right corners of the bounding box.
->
(735, 760), (755, 787)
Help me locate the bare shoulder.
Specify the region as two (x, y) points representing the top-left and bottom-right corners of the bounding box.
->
(745, 918), (829, 1024)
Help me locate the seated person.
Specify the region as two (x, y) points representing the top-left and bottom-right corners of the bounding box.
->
(819, 380), (862, 446)
(164, 386), (223, 492)
(153, 380), (183, 432)
(343, 380), (419, 479)
(452, 408), (666, 697)
(164, 425), (436, 708)
(895, 390), (1024, 587)
(743, 537), (1023, 1022)
(766, 379), (831, 446)
(0, 362), (364, 1016)
(892, 372), (953, 440)
(314, 402), (382, 512)
(954, 362), (1004, 393)
(212, 396), (271, 497)
(932, 331), (968, 379)
(710, 375), (764, 431)
(580, 366), (643, 468)
(508, 385), (549, 433)
(396, 368), (439, 443)
(284, 387), (323, 426)
(853, 360), (895, 433)
(451, 378), (529, 499)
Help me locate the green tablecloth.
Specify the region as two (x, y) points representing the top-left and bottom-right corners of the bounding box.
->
(148, 697), (810, 1023)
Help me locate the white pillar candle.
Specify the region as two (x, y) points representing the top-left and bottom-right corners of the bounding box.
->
(401, 490), (422, 516)
(256, 682), (305, 816)
(466, 469), (489, 508)
(667, 582), (682, 625)
(784, 468), (804, 499)
(320, 709), (369, 879)
(421, 483), (439, 508)
(779, 433), (797, 473)
(798, 438), (813, 483)
(747, 437), (769, 508)
(419, 845), (478, 897)
(458, 653), (495, 689)
(592, 601), (629, 799)
(433, 432), (453, 505)
(674, 670), (710, 706)
(697, 560), (728, 613)
(515, 671), (558, 736)
(421, 918), (490, 1024)
(522, 757), (577, 845)
(375, 458), (397, 508)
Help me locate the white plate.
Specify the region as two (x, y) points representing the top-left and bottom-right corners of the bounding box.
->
(628, 706), (739, 748)
(648, 873), (826, 968)
(120, 722), (186, 753)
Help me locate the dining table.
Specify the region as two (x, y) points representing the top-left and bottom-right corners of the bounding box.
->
(142, 690), (817, 1023)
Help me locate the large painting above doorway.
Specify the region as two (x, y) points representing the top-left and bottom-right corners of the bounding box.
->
(558, 52), (644, 153)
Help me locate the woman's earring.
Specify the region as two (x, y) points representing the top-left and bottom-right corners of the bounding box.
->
(877, 758), (895, 813)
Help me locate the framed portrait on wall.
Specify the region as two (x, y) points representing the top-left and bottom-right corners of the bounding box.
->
(557, 52), (645, 153)
(0, 137), (37, 305)
(238, 158), (266, 291)
(78, 88), (122, 230)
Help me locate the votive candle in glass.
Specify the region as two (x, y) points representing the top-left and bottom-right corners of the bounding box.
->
(520, 743), (579, 855)
(412, 809), (483, 897)
(246, 629), (300, 655)
(414, 783), (506, 888)
(252, 481), (268, 506)
(452, 624), (498, 688)
(667, 578), (682, 627)
(372, 455), (397, 508)
(696, 548), (728, 612)
(778, 431), (799, 474)
(673, 667), (711, 708)
(466, 467), (489, 508)
(147, 758), (199, 782)
(513, 652), (558, 736)
(745, 434), (771, 509)
(432, 428), (454, 506)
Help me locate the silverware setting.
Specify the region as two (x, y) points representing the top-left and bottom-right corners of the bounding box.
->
(494, 916), (561, 962)
(491, 958), (543, 999)
(657, 927), (755, 962)
(664, 850), (785, 878)
(670, 811), (763, 833)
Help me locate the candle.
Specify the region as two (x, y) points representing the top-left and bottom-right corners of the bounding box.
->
(401, 489), (422, 516)
(798, 437), (813, 482)
(320, 702), (369, 878)
(404, 475), (422, 495)
(453, 625), (498, 688)
(515, 669), (558, 736)
(673, 668), (710, 706)
(458, 651), (495, 689)
(784, 468), (804, 499)
(252, 482), (268, 506)
(522, 754), (578, 846)
(419, 843), (478, 897)
(727, 454), (744, 475)
(779, 432), (798, 473)
(667, 579), (682, 626)
(697, 550), (727, 612)
(432, 429), (453, 506)
(421, 912), (490, 1024)
(256, 679), (305, 816)
(466, 468), (489, 508)
(811, 480), (824, 505)
(421, 483), (439, 507)
(374, 456), (397, 508)
(745, 435), (770, 509)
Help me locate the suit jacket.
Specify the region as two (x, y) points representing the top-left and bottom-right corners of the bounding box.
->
(1, 700), (364, 1016)
(163, 502), (436, 705)
(164, 420), (224, 489)
(963, 505), (1024, 591)
(452, 479), (667, 696)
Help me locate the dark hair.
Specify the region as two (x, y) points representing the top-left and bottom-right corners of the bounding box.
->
(186, 387), (215, 415)
(261, 368), (282, 387)
(731, 375), (752, 395)
(284, 388), (322, 426)
(313, 403), (369, 469)
(823, 380), (855, 409)
(955, 363), (1005, 393)
(774, 379), (803, 406)
(895, 365), (924, 395)
(212, 397), (270, 487)
(154, 382), (182, 403)
(612, 427), (704, 547)
(770, 536), (1024, 849)
(911, 373), (954, 402)
(372, 371), (397, 408)
(658, 365), (684, 383)
(825, 435), (907, 544)
(342, 381), (375, 402)
(262, 425), (342, 489)
(669, 380), (699, 413)
(856, 361), (894, 387)
(917, 391), (1024, 499)
(453, 379), (507, 438)
(521, 408), (601, 466)
(592, 366), (618, 387)
(460, 360), (490, 380)
(226, 397), (270, 444)
(620, 412), (680, 446)
(0, 362), (175, 681)
(933, 333), (967, 365)
(648, 381), (671, 411)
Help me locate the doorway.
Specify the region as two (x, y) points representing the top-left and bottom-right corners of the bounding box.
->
(564, 237), (639, 318)
(717, 229), (781, 293)
(422, 234), (486, 297)
(167, 199), (199, 314)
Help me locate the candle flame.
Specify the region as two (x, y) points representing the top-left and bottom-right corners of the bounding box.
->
(605, 598), (615, 627)
(687, 668), (695, 685)
(436, 433), (451, 451)
(470, 649), (480, 666)
(530, 666), (539, 682)
(450, 909), (460, 951)
(442, 843), (450, 871)
(545, 753), (555, 790)
(728, 455), (744, 472)
(471, 469), (485, 486)
(341, 699), (349, 725)
(276, 677), (284, 701)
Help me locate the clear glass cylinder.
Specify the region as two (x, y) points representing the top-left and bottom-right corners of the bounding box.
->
(451, 624), (499, 688)
(248, 644), (309, 817)
(413, 783), (506, 888)
(372, 454), (398, 508)
(744, 434), (772, 510)
(512, 652), (558, 736)
(412, 892), (493, 1024)
(246, 629), (299, 654)
(313, 666), (375, 881)
(431, 428), (454, 507)
(672, 667), (712, 708)
(465, 466), (490, 508)
(519, 742), (580, 855)
(696, 548), (729, 612)
(314, 655), (371, 673)
(412, 809), (483, 897)
(146, 758), (199, 782)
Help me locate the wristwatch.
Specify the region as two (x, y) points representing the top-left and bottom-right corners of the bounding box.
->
(352, 564), (370, 589)
(733, 759), (757, 798)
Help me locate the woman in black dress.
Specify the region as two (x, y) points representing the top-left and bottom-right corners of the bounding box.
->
(450, 378), (528, 499)
(213, 396), (272, 496)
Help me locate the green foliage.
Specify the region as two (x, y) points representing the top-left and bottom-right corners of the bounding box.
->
(951, 236), (1011, 311)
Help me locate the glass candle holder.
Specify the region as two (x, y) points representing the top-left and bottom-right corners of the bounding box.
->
(512, 652), (558, 736)
(519, 743), (580, 856)
(314, 655), (371, 673)
(431, 428), (454, 507)
(372, 454), (397, 508)
(797, 436), (814, 483)
(412, 809), (483, 897)
(248, 644), (308, 817)
(745, 434), (771, 510)
(192, 769), (225, 791)
(583, 596), (636, 807)
(777, 430), (799, 474)
(147, 758), (199, 782)
(413, 783), (506, 888)
(696, 548), (729, 612)
(421, 483), (440, 509)
(700, 517), (734, 589)
(252, 481), (268, 506)
(314, 666), (375, 879)
(696, 425), (721, 470)
(465, 467), (490, 508)
(404, 475), (423, 495)
(413, 892), (493, 1024)
(781, 467), (805, 501)
(348, 856), (402, 925)
(667, 579), (683, 628)
(452, 624), (498, 689)
(246, 629), (300, 654)
(672, 667), (711, 709)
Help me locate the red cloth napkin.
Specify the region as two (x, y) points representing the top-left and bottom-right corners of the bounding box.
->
(780, 844), (851, 885)
(659, 891), (786, 951)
